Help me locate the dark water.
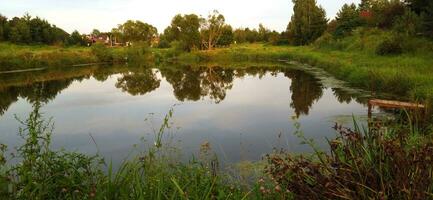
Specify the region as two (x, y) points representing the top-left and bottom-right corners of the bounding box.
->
(0, 63), (374, 165)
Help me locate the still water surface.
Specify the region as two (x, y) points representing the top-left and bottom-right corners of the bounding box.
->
(0, 64), (373, 165)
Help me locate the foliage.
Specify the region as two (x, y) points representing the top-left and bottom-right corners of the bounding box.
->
(216, 25), (234, 47)
(163, 14), (202, 52)
(91, 43), (114, 62)
(334, 3), (362, 37)
(0, 13), (69, 45)
(288, 0), (328, 45)
(406, 0), (433, 37)
(376, 36), (403, 55)
(200, 10), (226, 50)
(265, 119), (433, 199)
(393, 8), (423, 36)
(114, 20), (157, 44)
(1, 102), (105, 199)
(67, 30), (85, 46)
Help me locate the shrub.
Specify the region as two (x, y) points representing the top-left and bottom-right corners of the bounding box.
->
(2, 102), (105, 199)
(157, 38), (171, 48)
(313, 32), (335, 49)
(265, 120), (433, 199)
(91, 43), (113, 62)
(376, 36), (403, 55)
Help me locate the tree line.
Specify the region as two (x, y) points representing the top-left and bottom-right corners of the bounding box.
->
(0, 13), (89, 46)
(287, 0), (433, 46)
(1, 0), (432, 48)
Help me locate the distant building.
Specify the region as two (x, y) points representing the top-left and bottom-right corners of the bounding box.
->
(86, 34), (111, 46)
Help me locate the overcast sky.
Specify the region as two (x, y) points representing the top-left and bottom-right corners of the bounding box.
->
(1, 0), (360, 34)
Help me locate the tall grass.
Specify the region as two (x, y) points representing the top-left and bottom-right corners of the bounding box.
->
(0, 103), (285, 200)
(265, 116), (433, 199)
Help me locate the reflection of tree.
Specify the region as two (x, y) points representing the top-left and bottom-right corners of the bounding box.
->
(162, 68), (202, 101)
(332, 88), (353, 104)
(115, 69), (161, 96)
(201, 67), (234, 103)
(0, 88), (19, 115)
(160, 66), (235, 103)
(285, 70), (324, 117)
(0, 79), (73, 116)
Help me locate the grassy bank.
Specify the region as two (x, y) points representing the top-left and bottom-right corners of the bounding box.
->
(0, 43), (98, 71)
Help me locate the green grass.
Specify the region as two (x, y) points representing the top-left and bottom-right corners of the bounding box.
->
(0, 43), (97, 71)
(170, 31), (433, 102)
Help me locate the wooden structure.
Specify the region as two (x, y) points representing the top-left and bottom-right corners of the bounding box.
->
(368, 99), (426, 118)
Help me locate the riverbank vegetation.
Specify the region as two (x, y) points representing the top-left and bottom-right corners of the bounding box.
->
(1, 1), (433, 198)
(1, 100), (432, 199)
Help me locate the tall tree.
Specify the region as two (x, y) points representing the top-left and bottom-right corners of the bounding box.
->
(116, 20), (157, 44)
(216, 25), (234, 46)
(164, 14), (202, 51)
(288, 0), (328, 45)
(334, 3), (362, 37)
(258, 23), (271, 42)
(201, 10), (226, 50)
(0, 14), (8, 41)
(67, 30), (84, 46)
(405, 0), (433, 37)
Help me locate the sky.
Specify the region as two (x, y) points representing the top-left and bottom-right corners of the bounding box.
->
(0, 0), (360, 34)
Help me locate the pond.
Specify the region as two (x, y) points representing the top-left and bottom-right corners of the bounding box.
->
(0, 63), (375, 166)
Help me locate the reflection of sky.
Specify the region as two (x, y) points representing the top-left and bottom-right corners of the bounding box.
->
(0, 70), (368, 166)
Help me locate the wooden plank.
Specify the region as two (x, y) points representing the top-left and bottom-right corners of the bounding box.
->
(369, 99), (425, 109)
(0, 67), (46, 74)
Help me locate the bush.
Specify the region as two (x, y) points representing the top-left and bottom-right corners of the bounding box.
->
(376, 36), (403, 55)
(313, 32), (335, 49)
(157, 39), (171, 48)
(91, 43), (113, 62)
(265, 120), (433, 199)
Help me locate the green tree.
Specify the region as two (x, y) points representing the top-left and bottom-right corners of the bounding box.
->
(405, 0), (433, 37)
(92, 29), (101, 36)
(334, 3), (362, 37)
(216, 25), (233, 46)
(245, 28), (259, 43)
(67, 30), (84, 46)
(8, 15), (31, 44)
(393, 8), (422, 36)
(288, 0), (328, 45)
(164, 14), (202, 51)
(200, 10), (226, 50)
(233, 28), (247, 43)
(0, 15), (8, 41)
(116, 20), (157, 44)
(258, 23), (270, 42)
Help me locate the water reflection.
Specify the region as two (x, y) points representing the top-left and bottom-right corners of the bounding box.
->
(0, 64), (374, 164)
(160, 66), (234, 103)
(0, 64), (369, 117)
(285, 70), (324, 117)
(115, 70), (161, 96)
(0, 79), (73, 115)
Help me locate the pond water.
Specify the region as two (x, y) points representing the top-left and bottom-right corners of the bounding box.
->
(0, 63), (375, 165)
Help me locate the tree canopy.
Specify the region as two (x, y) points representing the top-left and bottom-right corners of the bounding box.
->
(0, 13), (69, 45)
(288, 0), (328, 45)
(115, 20), (157, 44)
(163, 14), (202, 51)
